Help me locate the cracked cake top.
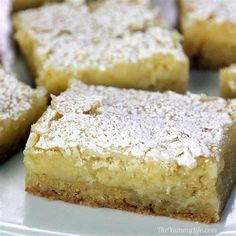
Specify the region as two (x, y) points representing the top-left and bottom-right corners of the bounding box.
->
(28, 81), (236, 168)
(14, 0), (187, 72)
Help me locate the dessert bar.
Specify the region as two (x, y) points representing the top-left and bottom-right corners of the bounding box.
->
(0, 67), (47, 163)
(13, 0), (189, 94)
(24, 81), (236, 223)
(180, 0), (236, 68)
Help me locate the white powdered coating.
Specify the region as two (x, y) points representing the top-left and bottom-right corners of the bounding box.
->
(32, 81), (236, 168)
(0, 67), (39, 120)
(184, 0), (236, 24)
(15, 0), (186, 71)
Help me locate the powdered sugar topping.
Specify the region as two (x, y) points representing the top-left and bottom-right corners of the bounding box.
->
(33, 81), (236, 168)
(15, 0), (186, 72)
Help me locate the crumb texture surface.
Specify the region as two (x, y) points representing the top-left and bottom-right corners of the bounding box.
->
(31, 81), (236, 168)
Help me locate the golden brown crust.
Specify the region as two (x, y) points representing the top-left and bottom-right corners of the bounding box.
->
(26, 185), (220, 224)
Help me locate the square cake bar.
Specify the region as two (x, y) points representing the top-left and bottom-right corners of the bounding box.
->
(13, 0), (189, 94)
(24, 81), (236, 223)
(0, 67), (47, 163)
(220, 64), (236, 98)
(180, 0), (236, 69)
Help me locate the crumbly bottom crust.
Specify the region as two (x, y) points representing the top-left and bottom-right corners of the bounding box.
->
(26, 175), (220, 224)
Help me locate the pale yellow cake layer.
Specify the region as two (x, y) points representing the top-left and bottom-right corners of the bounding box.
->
(25, 139), (236, 224)
(23, 157), (225, 223)
(220, 64), (236, 98)
(24, 81), (236, 223)
(13, 0), (189, 94)
(0, 67), (48, 163)
(180, 0), (236, 68)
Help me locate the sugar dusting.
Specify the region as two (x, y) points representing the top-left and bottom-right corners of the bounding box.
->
(14, 0), (187, 72)
(33, 81), (236, 168)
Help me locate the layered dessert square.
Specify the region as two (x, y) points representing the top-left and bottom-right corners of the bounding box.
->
(180, 0), (236, 69)
(13, 0), (189, 95)
(24, 81), (236, 223)
(0, 67), (47, 163)
(220, 64), (236, 98)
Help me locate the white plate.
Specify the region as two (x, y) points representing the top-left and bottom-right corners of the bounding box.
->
(0, 56), (236, 236)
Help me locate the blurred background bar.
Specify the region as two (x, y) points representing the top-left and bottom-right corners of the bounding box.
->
(0, 0), (14, 70)
(154, 0), (178, 28)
